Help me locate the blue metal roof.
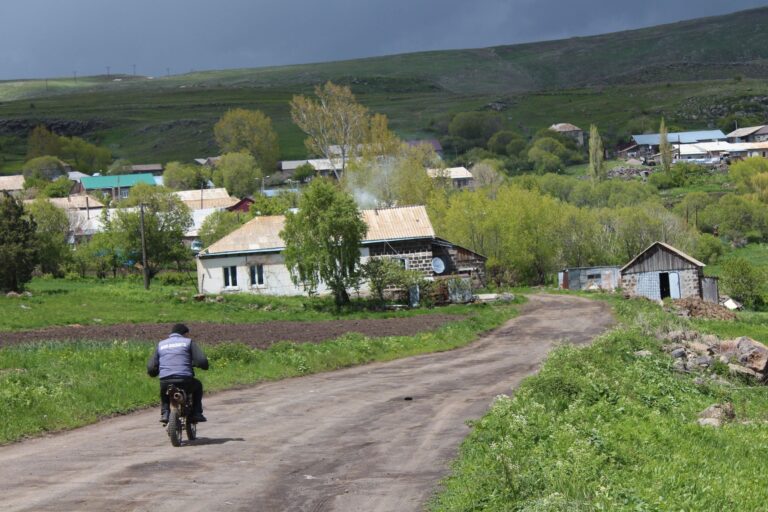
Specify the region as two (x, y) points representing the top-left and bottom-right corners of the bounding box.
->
(632, 130), (726, 146)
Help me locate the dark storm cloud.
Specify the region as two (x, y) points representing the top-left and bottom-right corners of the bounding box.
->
(1, 0), (767, 80)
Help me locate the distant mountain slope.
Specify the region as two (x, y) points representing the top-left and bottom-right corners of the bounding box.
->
(2, 6), (768, 101)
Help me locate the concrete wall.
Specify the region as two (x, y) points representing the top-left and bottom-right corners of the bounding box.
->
(197, 248), (371, 296)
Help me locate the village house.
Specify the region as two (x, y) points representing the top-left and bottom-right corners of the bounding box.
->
(77, 173), (156, 200)
(128, 164), (164, 176)
(726, 125), (768, 143)
(0, 175), (26, 196)
(549, 123), (584, 146)
(174, 187), (239, 211)
(620, 130), (727, 160)
(195, 205), (486, 296)
(620, 242), (718, 303)
(406, 139), (444, 158)
(426, 166), (473, 189)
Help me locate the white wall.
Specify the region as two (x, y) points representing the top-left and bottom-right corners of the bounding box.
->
(196, 248), (371, 296)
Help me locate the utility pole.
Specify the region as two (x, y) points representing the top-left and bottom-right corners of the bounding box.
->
(140, 203), (150, 290)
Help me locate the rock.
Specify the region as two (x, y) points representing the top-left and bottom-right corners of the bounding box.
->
(717, 339), (740, 356)
(698, 418), (722, 428)
(683, 331), (700, 342)
(699, 402), (735, 423)
(634, 350), (653, 358)
(263, 304), (273, 312)
(665, 330), (685, 343)
(696, 355), (713, 367)
(215, 295), (225, 303)
(673, 359), (689, 373)
(23, 291), (32, 297)
(193, 294), (206, 302)
(671, 348), (687, 359)
(701, 334), (719, 346)
(718, 355), (730, 364)
(735, 337), (768, 373)
(5, 291), (21, 298)
(685, 341), (711, 355)
(499, 293), (515, 302)
(728, 363), (764, 380)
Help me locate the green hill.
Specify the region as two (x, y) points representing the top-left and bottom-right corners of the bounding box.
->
(1, 7), (768, 171)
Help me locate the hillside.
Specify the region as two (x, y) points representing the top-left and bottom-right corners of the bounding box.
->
(1, 7), (768, 171)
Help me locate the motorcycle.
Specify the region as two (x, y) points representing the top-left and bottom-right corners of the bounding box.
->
(165, 383), (197, 447)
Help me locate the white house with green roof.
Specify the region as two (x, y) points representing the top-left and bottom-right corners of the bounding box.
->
(77, 173), (155, 200)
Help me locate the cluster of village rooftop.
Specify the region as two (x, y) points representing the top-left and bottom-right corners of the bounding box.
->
(1, 124), (762, 300)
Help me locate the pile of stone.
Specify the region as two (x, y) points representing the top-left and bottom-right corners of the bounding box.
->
(668, 298), (737, 321)
(607, 167), (653, 180)
(660, 330), (768, 381)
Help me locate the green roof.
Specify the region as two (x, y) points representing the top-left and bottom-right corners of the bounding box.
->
(80, 173), (156, 189)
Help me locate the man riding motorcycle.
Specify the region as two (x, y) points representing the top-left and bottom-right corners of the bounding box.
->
(147, 323), (209, 424)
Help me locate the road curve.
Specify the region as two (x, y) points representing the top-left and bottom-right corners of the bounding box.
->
(0, 294), (614, 512)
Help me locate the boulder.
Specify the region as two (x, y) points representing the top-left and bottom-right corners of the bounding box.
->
(193, 294), (206, 302)
(671, 347), (687, 359)
(728, 363), (765, 381)
(698, 403), (735, 428)
(685, 341), (711, 355)
(5, 291), (21, 298)
(735, 337), (768, 373)
(665, 330), (686, 343)
(698, 417), (722, 428)
(701, 334), (719, 346)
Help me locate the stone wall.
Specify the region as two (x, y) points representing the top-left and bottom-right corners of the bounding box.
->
(368, 241), (434, 276)
(621, 269), (702, 300)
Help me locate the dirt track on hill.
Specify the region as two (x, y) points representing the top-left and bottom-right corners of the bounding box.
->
(0, 294), (613, 512)
(0, 314), (461, 348)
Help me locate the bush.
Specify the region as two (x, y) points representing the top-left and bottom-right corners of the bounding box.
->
(720, 256), (766, 308)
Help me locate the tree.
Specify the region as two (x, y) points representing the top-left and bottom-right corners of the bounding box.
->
(694, 234), (726, 265)
(588, 124), (605, 182)
(487, 130), (522, 155)
(290, 81), (369, 180)
(214, 152), (263, 198)
(361, 257), (408, 303)
(249, 191), (298, 216)
(448, 112), (503, 147)
(107, 184), (192, 286)
(26, 198), (71, 276)
(659, 118), (672, 174)
(470, 160), (505, 194)
(0, 194), (39, 292)
(198, 210), (247, 248)
(214, 109), (280, 172)
(281, 179), (367, 305)
(107, 159), (133, 176)
(293, 162), (316, 183)
(26, 125), (61, 160)
(163, 161), (208, 190)
(58, 136), (112, 172)
(22, 156), (66, 182)
(720, 256), (766, 308)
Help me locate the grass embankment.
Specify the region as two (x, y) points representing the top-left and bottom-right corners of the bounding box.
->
(431, 296), (768, 511)
(0, 279), (522, 444)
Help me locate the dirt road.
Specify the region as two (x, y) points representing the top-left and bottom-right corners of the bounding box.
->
(0, 294), (613, 512)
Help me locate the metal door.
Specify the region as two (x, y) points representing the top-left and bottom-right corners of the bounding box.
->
(669, 272), (681, 299)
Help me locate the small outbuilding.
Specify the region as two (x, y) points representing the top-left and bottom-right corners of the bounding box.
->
(558, 266), (621, 292)
(620, 242), (718, 303)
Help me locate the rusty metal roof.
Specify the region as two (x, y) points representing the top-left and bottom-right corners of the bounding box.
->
(726, 125), (767, 138)
(200, 205), (435, 256)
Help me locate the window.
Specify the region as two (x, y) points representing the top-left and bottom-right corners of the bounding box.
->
(250, 264), (265, 286)
(119, 188), (129, 199)
(397, 258), (410, 269)
(223, 266), (237, 287)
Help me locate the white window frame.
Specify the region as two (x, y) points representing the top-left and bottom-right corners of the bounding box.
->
(223, 266), (239, 289)
(250, 264), (266, 288)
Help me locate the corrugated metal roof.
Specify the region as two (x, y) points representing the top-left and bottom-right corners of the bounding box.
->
(426, 167), (473, 180)
(621, 241), (704, 273)
(45, 195), (104, 210)
(726, 125), (766, 138)
(200, 205), (435, 256)
(633, 130), (726, 146)
(182, 197), (240, 210)
(175, 188), (232, 202)
(129, 164), (163, 173)
(81, 173), (156, 189)
(0, 175), (25, 191)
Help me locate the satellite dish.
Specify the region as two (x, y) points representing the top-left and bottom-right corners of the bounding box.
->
(431, 257), (446, 274)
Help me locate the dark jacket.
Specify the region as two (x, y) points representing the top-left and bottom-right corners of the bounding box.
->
(147, 333), (209, 379)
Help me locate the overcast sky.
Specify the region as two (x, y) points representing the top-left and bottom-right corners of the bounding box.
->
(1, 0), (766, 81)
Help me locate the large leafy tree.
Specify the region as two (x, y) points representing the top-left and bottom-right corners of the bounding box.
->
(588, 124), (605, 182)
(214, 109), (280, 172)
(213, 152), (263, 198)
(198, 210), (247, 248)
(659, 118), (672, 174)
(26, 198), (71, 277)
(107, 184), (192, 286)
(281, 179), (367, 305)
(163, 161), (209, 190)
(0, 194), (39, 292)
(290, 81), (369, 180)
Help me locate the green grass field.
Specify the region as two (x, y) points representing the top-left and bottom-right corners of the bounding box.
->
(0, 278), (521, 443)
(430, 295), (768, 511)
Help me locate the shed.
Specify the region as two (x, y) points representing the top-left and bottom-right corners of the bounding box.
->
(620, 242), (718, 303)
(558, 266), (621, 292)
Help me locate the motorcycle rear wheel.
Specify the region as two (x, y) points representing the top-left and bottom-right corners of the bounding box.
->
(168, 410), (182, 447)
(186, 420), (197, 441)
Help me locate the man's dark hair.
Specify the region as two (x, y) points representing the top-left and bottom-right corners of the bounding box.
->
(171, 323), (190, 335)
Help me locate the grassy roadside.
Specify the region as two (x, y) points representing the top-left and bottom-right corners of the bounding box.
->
(430, 295), (768, 511)
(0, 298), (521, 444)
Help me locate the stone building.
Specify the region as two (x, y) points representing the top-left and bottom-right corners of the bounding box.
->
(620, 242), (718, 303)
(196, 205), (485, 296)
